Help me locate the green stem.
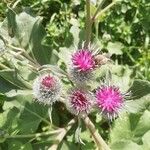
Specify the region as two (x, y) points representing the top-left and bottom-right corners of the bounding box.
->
(5, 118), (76, 144)
(92, 0), (105, 22)
(83, 116), (111, 150)
(84, 0), (91, 48)
(48, 118), (76, 150)
(84, 0), (118, 48)
(5, 130), (61, 139)
(6, 44), (40, 68)
(94, 0), (117, 21)
(0, 63), (9, 69)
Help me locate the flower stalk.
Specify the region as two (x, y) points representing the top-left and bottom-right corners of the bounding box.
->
(48, 118), (76, 150)
(84, 0), (92, 48)
(94, 0), (117, 21)
(84, 0), (118, 47)
(83, 116), (111, 150)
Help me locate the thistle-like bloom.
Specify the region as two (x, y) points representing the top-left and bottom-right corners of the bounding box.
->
(72, 49), (95, 72)
(33, 74), (61, 105)
(66, 89), (94, 116)
(70, 49), (95, 83)
(96, 85), (125, 120)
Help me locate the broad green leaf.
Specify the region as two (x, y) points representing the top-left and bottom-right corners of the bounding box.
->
(39, 64), (67, 77)
(134, 110), (150, 137)
(7, 140), (32, 150)
(107, 42), (123, 55)
(17, 101), (48, 134)
(110, 110), (150, 147)
(2, 8), (53, 64)
(6, 7), (16, 38)
(142, 130), (150, 150)
(0, 107), (19, 134)
(58, 141), (77, 150)
(129, 80), (150, 99)
(2, 89), (49, 134)
(0, 76), (17, 93)
(0, 69), (32, 89)
(29, 18), (52, 64)
(70, 25), (80, 46)
(58, 47), (72, 66)
(110, 113), (133, 143)
(125, 95), (150, 114)
(110, 140), (142, 150)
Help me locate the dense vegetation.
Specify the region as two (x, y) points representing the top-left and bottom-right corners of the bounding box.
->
(0, 0), (150, 150)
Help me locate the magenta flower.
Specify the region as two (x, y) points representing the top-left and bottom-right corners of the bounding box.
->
(96, 85), (124, 119)
(33, 74), (61, 105)
(66, 89), (94, 116)
(72, 49), (95, 72)
(41, 75), (56, 89)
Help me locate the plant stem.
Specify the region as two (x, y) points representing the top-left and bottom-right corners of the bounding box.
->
(92, 0), (105, 22)
(5, 118), (76, 148)
(84, 0), (118, 48)
(6, 44), (40, 68)
(83, 116), (111, 150)
(94, 0), (117, 21)
(5, 130), (61, 139)
(48, 118), (76, 150)
(84, 0), (91, 48)
(0, 63), (9, 69)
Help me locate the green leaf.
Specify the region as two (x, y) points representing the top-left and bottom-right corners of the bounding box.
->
(17, 101), (48, 134)
(39, 64), (67, 77)
(29, 18), (52, 64)
(107, 42), (123, 55)
(70, 25), (80, 46)
(0, 107), (19, 134)
(8, 140), (32, 150)
(58, 47), (72, 66)
(142, 130), (150, 150)
(110, 140), (142, 150)
(110, 110), (150, 148)
(6, 7), (17, 38)
(2, 90), (49, 134)
(0, 76), (17, 93)
(129, 80), (150, 99)
(134, 110), (150, 137)
(110, 113), (133, 144)
(0, 69), (31, 89)
(58, 141), (77, 150)
(125, 95), (150, 114)
(2, 8), (53, 64)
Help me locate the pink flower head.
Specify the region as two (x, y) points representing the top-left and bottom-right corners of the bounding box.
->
(41, 75), (56, 89)
(96, 85), (124, 119)
(67, 89), (94, 116)
(72, 49), (95, 72)
(33, 74), (61, 105)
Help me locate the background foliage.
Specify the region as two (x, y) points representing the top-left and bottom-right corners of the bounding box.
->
(0, 0), (150, 150)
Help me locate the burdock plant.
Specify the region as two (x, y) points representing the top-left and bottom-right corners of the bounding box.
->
(31, 0), (127, 149)
(0, 0), (149, 150)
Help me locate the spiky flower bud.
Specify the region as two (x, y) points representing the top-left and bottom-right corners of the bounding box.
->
(33, 74), (61, 105)
(72, 49), (95, 72)
(66, 88), (95, 116)
(96, 85), (126, 120)
(70, 49), (95, 83)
